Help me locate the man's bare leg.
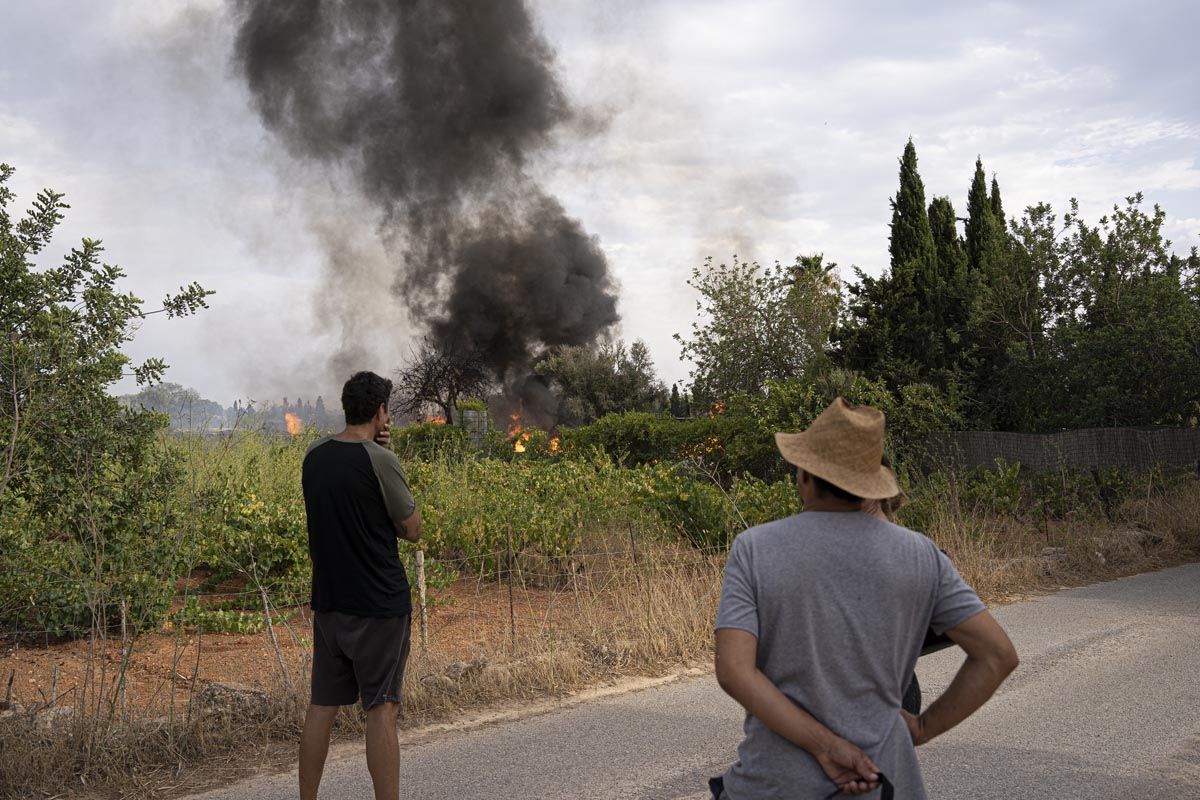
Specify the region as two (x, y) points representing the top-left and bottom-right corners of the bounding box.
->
(364, 701), (401, 800)
(300, 704), (340, 800)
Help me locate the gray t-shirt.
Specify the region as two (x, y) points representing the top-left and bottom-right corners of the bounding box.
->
(715, 512), (985, 799)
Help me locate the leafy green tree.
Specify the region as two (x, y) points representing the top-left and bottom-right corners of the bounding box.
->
(966, 202), (1058, 429)
(677, 254), (841, 402)
(0, 164), (212, 634)
(968, 194), (1200, 429)
(1049, 195), (1200, 427)
(536, 338), (666, 426)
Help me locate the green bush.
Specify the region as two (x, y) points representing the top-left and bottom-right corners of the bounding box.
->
(0, 412), (188, 637)
(560, 376), (965, 483)
(406, 453), (656, 568)
(562, 412), (681, 465)
(392, 421), (470, 460)
(455, 397), (488, 414)
(561, 409), (778, 480)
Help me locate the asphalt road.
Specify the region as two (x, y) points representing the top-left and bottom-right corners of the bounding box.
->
(187, 564), (1200, 800)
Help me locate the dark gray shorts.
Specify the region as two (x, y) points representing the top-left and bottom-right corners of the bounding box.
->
(311, 611), (411, 710)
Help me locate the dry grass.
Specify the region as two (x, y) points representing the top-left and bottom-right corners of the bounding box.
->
(924, 478), (1200, 603)
(2, 478), (1198, 799)
(0, 532), (722, 800)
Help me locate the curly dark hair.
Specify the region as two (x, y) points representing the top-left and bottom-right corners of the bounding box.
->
(341, 371), (393, 425)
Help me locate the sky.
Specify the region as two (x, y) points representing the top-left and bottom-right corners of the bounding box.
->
(2, 0), (1198, 407)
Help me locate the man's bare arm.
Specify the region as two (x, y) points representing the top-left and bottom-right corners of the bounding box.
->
(715, 628), (880, 795)
(905, 609), (1018, 745)
(397, 507), (422, 543)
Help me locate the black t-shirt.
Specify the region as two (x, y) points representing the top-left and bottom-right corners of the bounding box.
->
(302, 436), (417, 617)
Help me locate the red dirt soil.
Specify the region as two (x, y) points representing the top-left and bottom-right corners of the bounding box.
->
(0, 579), (560, 716)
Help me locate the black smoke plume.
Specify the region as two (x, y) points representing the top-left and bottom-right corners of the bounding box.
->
(232, 0), (619, 420)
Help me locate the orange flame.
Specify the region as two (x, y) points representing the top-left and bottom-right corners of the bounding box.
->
(507, 407), (541, 453)
(509, 407), (524, 452)
(549, 435), (561, 454)
(424, 415), (447, 425)
(284, 412), (303, 435)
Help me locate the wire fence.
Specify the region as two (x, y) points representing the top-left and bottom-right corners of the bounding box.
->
(917, 426), (1200, 473)
(0, 529), (726, 718)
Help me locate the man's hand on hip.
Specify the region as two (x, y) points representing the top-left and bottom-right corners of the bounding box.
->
(900, 709), (928, 746)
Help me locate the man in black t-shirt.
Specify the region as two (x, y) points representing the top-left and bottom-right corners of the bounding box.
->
(298, 371), (422, 800)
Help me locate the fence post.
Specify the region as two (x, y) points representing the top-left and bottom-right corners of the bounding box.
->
(949, 470), (964, 534)
(629, 522), (653, 629)
(415, 550), (429, 653)
(119, 598), (129, 715)
(259, 585), (292, 691)
(505, 524), (516, 648)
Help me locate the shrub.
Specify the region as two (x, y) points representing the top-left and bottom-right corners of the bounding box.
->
(561, 412), (681, 465)
(561, 410), (778, 480)
(392, 421), (470, 460)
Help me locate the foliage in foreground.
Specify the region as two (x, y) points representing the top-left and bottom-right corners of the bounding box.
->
(0, 164), (210, 636)
(4, 416), (1186, 640)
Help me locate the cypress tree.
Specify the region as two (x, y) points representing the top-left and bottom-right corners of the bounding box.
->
(965, 158), (997, 273)
(990, 175), (1005, 228)
(887, 139), (940, 375)
(670, 384), (682, 417)
(928, 196), (966, 282)
(928, 195), (973, 377)
(964, 161), (1020, 428)
(889, 139), (938, 286)
(838, 140), (942, 385)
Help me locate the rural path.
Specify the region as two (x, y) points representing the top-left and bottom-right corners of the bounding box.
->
(187, 564), (1200, 800)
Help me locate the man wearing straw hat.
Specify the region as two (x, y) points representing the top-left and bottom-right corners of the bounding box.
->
(712, 398), (1018, 799)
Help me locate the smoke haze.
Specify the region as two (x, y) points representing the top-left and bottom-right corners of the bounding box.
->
(232, 0), (619, 411)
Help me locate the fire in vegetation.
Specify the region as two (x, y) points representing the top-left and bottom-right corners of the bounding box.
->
(505, 407), (560, 454)
(508, 410), (532, 453)
(284, 411), (303, 435)
(424, 415), (447, 425)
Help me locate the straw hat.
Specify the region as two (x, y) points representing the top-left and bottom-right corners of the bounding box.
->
(774, 397), (900, 500)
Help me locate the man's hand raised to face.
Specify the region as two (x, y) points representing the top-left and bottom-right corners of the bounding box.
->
(374, 406), (392, 449)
